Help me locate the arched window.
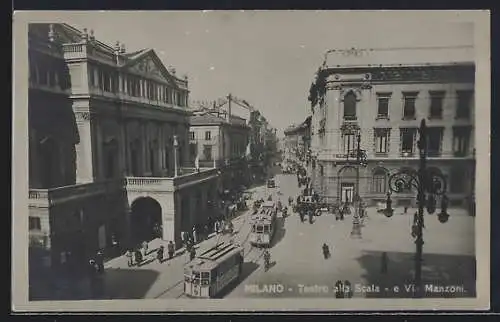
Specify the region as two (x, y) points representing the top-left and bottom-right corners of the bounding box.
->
(343, 91), (357, 120)
(372, 168), (387, 193)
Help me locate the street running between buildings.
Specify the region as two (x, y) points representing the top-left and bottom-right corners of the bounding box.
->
(153, 208), (266, 299)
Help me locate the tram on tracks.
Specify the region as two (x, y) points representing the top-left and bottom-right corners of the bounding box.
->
(249, 201), (278, 247)
(183, 242), (244, 298)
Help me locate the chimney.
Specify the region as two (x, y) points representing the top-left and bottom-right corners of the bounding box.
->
(81, 28), (89, 42)
(114, 41), (121, 64)
(89, 29), (95, 41)
(48, 24), (56, 42)
(226, 94), (232, 122)
(168, 66), (176, 76)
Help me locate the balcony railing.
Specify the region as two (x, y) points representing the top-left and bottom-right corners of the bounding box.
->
(29, 179), (125, 207)
(125, 167), (219, 192)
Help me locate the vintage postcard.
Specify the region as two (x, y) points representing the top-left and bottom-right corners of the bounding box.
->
(12, 10), (490, 312)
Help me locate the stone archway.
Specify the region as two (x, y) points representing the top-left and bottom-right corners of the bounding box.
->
(130, 197), (162, 243)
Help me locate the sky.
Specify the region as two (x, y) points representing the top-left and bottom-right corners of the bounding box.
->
(50, 11), (474, 136)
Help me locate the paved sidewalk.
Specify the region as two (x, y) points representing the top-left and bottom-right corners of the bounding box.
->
(100, 208), (254, 299)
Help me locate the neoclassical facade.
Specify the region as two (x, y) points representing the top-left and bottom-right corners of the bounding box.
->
(189, 111), (251, 189)
(28, 23), (220, 269)
(307, 47), (475, 209)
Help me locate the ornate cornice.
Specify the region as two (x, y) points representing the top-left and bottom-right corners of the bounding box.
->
(323, 64), (474, 84)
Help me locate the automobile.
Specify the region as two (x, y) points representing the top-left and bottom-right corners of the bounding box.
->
(267, 178), (276, 188)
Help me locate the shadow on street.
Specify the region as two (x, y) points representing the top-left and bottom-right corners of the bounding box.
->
(217, 261), (259, 298)
(102, 268), (161, 299)
(356, 250), (476, 298)
(270, 217), (286, 248)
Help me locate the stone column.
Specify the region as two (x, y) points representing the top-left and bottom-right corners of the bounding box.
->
(95, 118), (105, 179)
(75, 111), (95, 183)
(119, 118), (128, 176)
(140, 121), (148, 175)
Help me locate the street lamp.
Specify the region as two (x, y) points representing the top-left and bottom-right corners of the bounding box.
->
(384, 119), (449, 298)
(349, 132), (367, 239)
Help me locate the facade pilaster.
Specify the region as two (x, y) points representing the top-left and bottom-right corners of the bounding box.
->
(74, 111), (95, 183)
(140, 121), (148, 175)
(119, 118), (128, 176)
(95, 117), (105, 180)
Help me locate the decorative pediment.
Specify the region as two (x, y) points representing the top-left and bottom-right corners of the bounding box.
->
(125, 50), (178, 87)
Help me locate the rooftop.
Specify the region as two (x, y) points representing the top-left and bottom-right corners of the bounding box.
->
(322, 46), (474, 69)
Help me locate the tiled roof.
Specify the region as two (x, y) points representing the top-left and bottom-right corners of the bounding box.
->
(190, 113), (227, 125)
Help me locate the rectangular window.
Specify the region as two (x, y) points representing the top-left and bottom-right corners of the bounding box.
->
(29, 217), (41, 231)
(376, 93), (391, 119)
(205, 131), (211, 140)
(342, 133), (356, 154)
(203, 145), (213, 161)
(189, 131), (195, 140)
(456, 90), (472, 119)
(429, 91), (445, 119)
(453, 126), (471, 157)
(427, 127), (443, 157)
(374, 128), (390, 154)
(400, 128), (415, 155)
(402, 92), (418, 120)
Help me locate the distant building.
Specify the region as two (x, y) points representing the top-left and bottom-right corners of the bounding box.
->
(189, 110), (251, 190)
(307, 46), (475, 208)
(283, 116), (312, 166)
(28, 23), (220, 272)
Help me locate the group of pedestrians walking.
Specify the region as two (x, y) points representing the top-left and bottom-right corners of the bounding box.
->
(125, 240), (176, 267)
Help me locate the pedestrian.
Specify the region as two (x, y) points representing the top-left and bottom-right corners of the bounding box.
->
(96, 250), (104, 274)
(126, 249), (134, 267)
(344, 280), (353, 298)
(134, 249), (142, 266)
(142, 240), (149, 257)
(322, 243), (330, 259)
(192, 226), (197, 244)
(157, 245), (164, 263)
(204, 224), (209, 240)
(167, 241), (175, 259)
(189, 246), (196, 261)
(334, 280), (344, 298)
(404, 206), (408, 214)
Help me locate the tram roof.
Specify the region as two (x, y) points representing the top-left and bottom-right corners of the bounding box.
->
(261, 201), (275, 208)
(185, 242), (242, 271)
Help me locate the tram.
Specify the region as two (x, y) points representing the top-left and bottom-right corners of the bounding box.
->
(249, 201), (278, 247)
(183, 242), (244, 298)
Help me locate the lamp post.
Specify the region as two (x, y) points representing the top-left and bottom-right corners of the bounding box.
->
(349, 132), (367, 239)
(384, 119), (449, 298)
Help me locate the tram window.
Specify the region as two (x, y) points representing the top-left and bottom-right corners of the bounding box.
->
(193, 271), (201, 285)
(264, 225), (270, 233)
(256, 225), (264, 233)
(201, 273), (210, 286)
(202, 272), (210, 279)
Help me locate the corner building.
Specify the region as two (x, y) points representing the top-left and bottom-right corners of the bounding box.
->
(28, 23), (220, 270)
(308, 47), (475, 209)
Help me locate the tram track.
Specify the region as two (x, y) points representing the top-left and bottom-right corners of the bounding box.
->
(153, 210), (259, 299)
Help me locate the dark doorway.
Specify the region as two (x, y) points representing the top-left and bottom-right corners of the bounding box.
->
(130, 197), (162, 244)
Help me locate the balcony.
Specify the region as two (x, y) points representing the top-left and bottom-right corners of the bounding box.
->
(125, 167), (219, 193)
(29, 179), (125, 208)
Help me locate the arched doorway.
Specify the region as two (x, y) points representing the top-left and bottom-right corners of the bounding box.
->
(338, 166), (357, 204)
(130, 197), (162, 243)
